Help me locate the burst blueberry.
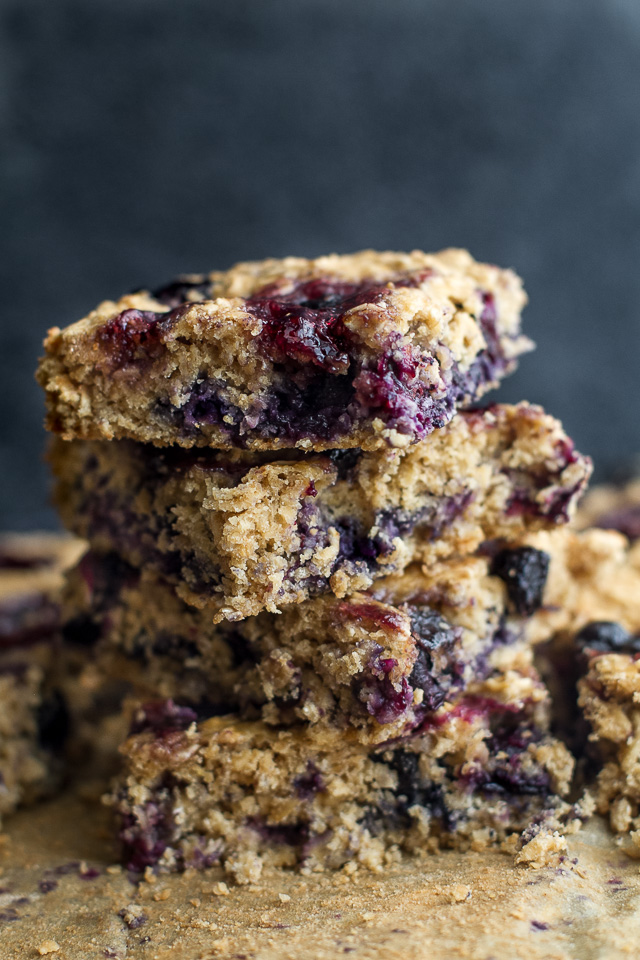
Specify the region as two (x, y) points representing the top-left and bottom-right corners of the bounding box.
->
(491, 547), (550, 616)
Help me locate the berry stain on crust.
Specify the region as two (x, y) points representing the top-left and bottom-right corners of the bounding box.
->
(96, 309), (171, 367)
(129, 700), (198, 736)
(350, 604), (463, 726)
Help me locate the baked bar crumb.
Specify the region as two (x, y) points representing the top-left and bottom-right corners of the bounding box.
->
(0, 790), (633, 960)
(577, 477), (640, 542)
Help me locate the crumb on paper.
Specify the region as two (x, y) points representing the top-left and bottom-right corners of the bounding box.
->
(209, 937), (232, 953)
(278, 893), (291, 903)
(516, 830), (568, 869)
(37, 943), (60, 956)
(191, 918), (219, 930)
(450, 884), (472, 903)
(118, 903), (148, 929)
(211, 881), (230, 896)
(153, 888), (171, 902)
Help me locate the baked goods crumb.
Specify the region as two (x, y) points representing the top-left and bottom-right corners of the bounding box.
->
(37, 942), (60, 956)
(515, 831), (568, 869)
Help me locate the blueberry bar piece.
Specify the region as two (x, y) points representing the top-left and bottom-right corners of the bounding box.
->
(51, 403), (589, 621)
(107, 653), (576, 883)
(523, 527), (640, 646)
(64, 548), (544, 745)
(37, 249), (531, 452)
(521, 527), (640, 839)
(576, 645), (640, 840)
(576, 478), (640, 542)
(0, 533), (83, 821)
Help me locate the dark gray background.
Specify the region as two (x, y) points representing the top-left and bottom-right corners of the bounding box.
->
(1, 0), (639, 530)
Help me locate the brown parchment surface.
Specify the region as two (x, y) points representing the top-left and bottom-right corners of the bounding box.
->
(0, 793), (637, 960)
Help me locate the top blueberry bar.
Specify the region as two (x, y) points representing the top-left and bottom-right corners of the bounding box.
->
(37, 249), (530, 451)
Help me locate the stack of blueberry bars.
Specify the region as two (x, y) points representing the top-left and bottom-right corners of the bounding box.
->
(31, 246), (638, 883)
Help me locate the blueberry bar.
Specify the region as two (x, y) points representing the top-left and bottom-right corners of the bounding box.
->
(577, 478), (640, 542)
(64, 546), (551, 745)
(107, 653), (576, 883)
(51, 403), (589, 621)
(0, 533), (83, 821)
(523, 527), (640, 646)
(37, 249), (531, 452)
(575, 644), (640, 837)
(522, 527), (640, 839)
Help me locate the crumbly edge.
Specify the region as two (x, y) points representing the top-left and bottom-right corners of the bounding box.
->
(0, 533), (109, 822)
(0, 660), (57, 819)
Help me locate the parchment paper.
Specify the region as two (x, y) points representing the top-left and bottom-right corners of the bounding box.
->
(0, 792), (637, 960)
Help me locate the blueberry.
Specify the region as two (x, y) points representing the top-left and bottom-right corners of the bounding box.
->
(575, 621), (640, 655)
(120, 803), (172, 872)
(61, 614), (101, 648)
(152, 277), (210, 307)
(383, 751), (456, 830)
(491, 547), (550, 616)
(247, 278), (366, 373)
(157, 272), (512, 443)
(408, 608), (460, 711)
(409, 608), (458, 650)
(358, 675), (414, 724)
(328, 447), (362, 481)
